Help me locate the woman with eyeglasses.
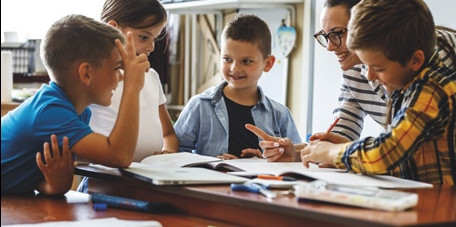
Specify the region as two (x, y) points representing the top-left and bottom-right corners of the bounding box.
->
(311, 0), (456, 142)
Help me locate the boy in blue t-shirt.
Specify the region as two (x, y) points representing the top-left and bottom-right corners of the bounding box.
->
(174, 14), (301, 159)
(1, 14), (150, 195)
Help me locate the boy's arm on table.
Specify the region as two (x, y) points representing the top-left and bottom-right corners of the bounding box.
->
(72, 32), (149, 167)
(36, 134), (74, 196)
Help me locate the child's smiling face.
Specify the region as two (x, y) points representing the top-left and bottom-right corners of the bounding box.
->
(356, 49), (417, 93)
(220, 38), (273, 92)
(89, 47), (123, 106)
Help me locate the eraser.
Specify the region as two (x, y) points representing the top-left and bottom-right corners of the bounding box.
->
(93, 203), (107, 211)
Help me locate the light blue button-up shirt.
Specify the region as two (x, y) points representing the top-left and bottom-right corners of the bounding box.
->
(174, 81), (302, 157)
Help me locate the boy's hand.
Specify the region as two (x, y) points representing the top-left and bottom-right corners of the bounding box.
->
(240, 148), (263, 158)
(300, 140), (344, 168)
(217, 153), (239, 160)
(245, 124), (296, 162)
(152, 150), (176, 155)
(309, 132), (350, 143)
(115, 31), (150, 91)
(36, 135), (74, 196)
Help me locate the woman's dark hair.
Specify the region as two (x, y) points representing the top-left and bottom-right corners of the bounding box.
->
(324, 0), (361, 16)
(436, 25), (456, 69)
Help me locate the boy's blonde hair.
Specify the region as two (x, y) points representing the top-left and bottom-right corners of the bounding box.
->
(41, 14), (125, 87)
(222, 14), (271, 58)
(347, 0), (435, 66)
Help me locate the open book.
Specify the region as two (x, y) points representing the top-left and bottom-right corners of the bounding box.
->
(136, 152), (433, 189)
(139, 152), (269, 172)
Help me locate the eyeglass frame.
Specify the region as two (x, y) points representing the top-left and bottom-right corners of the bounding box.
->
(313, 28), (348, 48)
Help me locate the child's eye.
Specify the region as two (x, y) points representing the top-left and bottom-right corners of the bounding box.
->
(138, 35), (149, 42)
(243, 59), (253, 64)
(223, 57), (232, 63)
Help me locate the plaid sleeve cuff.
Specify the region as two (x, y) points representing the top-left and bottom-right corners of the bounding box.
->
(334, 143), (351, 169)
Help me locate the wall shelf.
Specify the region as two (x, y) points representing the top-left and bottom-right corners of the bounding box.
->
(163, 0), (303, 13)
(162, 0), (302, 115)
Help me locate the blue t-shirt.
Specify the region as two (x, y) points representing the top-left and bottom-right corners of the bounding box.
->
(1, 82), (93, 194)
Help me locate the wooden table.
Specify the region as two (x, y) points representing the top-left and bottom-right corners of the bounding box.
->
(1, 190), (235, 226)
(76, 165), (456, 227)
(1, 102), (20, 117)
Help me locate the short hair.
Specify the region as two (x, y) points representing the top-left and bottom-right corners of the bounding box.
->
(324, 0), (361, 16)
(347, 0), (435, 66)
(101, 0), (167, 30)
(222, 14), (271, 58)
(41, 14), (125, 86)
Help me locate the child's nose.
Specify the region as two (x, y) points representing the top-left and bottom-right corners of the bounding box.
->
(366, 67), (376, 81)
(146, 42), (155, 56)
(117, 71), (124, 82)
(230, 62), (241, 72)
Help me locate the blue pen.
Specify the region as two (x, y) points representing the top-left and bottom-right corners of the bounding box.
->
(91, 193), (172, 213)
(231, 183), (277, 199)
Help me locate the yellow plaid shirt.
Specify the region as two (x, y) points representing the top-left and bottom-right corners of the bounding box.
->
(334, 52), (456, 185)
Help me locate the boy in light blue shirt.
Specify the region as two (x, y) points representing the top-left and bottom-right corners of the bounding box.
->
(174, 14), (301, 159)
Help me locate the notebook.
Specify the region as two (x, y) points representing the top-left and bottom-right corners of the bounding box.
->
(120, 162), (248, 185)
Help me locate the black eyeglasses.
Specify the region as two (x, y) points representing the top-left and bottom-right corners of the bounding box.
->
(313, 28), (348, 48)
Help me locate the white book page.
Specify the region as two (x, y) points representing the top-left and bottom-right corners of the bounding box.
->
(225, 161), (432, 189)
(225, 161), (329, 175)
(2, 217), (162, 227)
(285, 171), (433, 189)
(140, 152), (221, 168)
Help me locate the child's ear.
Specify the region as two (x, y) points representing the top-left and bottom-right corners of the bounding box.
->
(263, 55), (276, 72)
(107, 20), (119, 29)
(78, 62), (92, 86)
(408, 50), (425, 72)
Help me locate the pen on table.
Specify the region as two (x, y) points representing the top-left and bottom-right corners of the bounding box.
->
(257, 174), (297, 181)
(326, 117), (340, 133)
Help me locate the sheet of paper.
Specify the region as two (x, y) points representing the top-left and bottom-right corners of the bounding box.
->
(65, 190), (91, 204)
(289, 171), (433, 189)
(226, 161), (432, 189)
(2, 217), (162, 227)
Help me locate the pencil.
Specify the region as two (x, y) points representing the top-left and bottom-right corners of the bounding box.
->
(257, 174), (297, 181)
(326, 117), (340, 133)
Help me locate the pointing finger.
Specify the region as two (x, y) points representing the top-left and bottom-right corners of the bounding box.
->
(245, 124), (276, 141)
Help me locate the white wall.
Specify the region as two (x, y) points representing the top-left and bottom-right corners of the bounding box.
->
(1, 0), (104, 41)
(309, 0), (456, 140)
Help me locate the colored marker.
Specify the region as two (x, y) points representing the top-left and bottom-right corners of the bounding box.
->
(257, 174), (296, 181)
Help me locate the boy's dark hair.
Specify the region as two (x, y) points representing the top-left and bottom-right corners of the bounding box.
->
(101, 0), (167, 30)
(41, 14), (125, 87)
(324, 0), (361, 16)
(347, 0), (435, 66)
(222, 14), (271, 58)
